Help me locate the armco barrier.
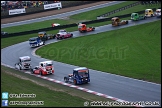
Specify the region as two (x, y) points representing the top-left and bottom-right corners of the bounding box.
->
(97, 1), (141, 19)
(1, 7), (160, 38)
(1, 23), (78, 38)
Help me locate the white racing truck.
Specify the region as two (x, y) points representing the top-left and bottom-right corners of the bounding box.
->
(15, 56), (32, 70)
(155, 9), (161, 18)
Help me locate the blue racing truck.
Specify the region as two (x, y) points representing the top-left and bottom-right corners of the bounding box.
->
(64, 67), (90, 85)
(29, 37), (45, 48)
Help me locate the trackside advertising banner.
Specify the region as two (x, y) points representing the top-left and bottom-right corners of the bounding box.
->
(44, 2), (62, 10)
(9, 8), (26, 15)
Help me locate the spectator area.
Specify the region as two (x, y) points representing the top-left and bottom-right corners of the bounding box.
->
(1, 1), (99, 19)
(1, 1), (60, 11)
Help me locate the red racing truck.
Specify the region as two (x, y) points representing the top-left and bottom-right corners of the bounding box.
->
(31, 61), (54, 75)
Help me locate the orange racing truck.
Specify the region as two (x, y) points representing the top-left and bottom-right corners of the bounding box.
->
(78, 23), (95, 33)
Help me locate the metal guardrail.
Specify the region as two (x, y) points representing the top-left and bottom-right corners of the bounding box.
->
(96, 1), (141, 19)
(1, 7), (160, 38)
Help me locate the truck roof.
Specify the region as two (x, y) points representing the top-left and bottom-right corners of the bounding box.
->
(59, 29), (66, 32)
(38, 31), (46, 34)
(78, 24), (86, 26)
(131, 13), (138, 15)
(156, 9), (161, 11)
(40, 61), (53, 64)
(29, 37), (39, 41)
(73, 67), (88, 71)
(19, 56), (31, 60)
(145, 9), (152, 10)
(111, 17), (119, 20)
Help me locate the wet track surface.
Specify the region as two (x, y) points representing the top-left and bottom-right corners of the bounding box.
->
(1, 16), (161, 104)
(1, 1), (126, 28)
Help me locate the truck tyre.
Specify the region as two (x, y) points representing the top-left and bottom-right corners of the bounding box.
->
(15, 64), (18, 69)
(15, 64), (17, 69)
(45, 37), (48, 40)
(64, 77), (68, 83)
(31, 69), (34, 74)
(73, 79), (77, 85)
(40, 71), (43, 75)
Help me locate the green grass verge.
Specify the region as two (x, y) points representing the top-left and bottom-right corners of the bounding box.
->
(36, 20), (161, 84)
(2, 1), (160, 34)
(1, 65), (115, 107)
(70, 1), (137, 20)
(1, 2), (160, 107)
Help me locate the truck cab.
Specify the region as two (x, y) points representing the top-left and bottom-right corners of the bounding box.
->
(64, 67), (90, 85)
(145, 9), (154, 17)
(56, 29), (73, 39)
(78, 24), (87, 32)
(155, 9), (161, 18)
(29, 37), (44, 47)
(38, 31), (55, 40)
(111, 17), (128, 26)
(131, 13), (146, 21)
(78, 23), (95, 33)
(39, 61), (54, 75)
(15, 56), (31, 70)
(38, 31), (48, 40)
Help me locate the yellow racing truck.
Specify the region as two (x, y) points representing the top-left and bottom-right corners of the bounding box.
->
(38, 31), (55, 40)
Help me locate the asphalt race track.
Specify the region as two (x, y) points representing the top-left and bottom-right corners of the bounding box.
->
(1, 1), (126, 28)
(1, 1), (161, 106)
(1, 16), (161, 106)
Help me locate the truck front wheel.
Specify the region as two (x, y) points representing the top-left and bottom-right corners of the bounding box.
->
(73, 79), (77, 85)
(64, 77), (69, 83)
(40, 71), (43, 75)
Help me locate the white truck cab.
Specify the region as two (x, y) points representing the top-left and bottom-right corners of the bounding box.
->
(155, 9), (161, 18)
(15, 56), (31, 70)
